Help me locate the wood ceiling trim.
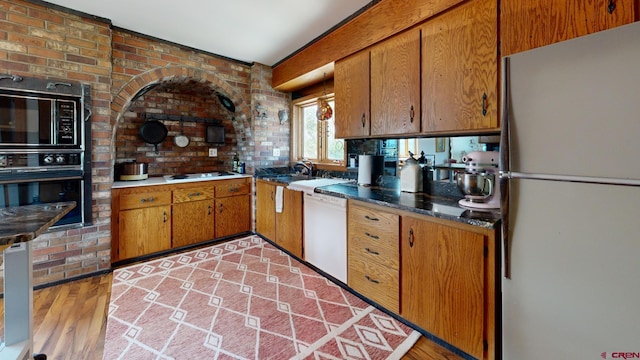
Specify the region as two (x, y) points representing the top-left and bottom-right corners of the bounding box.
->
(271, 0), (464, 92)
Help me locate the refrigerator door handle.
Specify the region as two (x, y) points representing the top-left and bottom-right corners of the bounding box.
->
(500, 57), (511, 279)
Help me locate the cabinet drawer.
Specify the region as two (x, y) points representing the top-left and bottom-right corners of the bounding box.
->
(216, 180), (250, 197)
(348, 232), (399, 270)
(349, 203), (399, 240)
(173, 186), (214, 203)
(348, 258), (399, 313)
(119, 191), (171, 210)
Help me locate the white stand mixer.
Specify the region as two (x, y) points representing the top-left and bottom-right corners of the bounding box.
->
(456, 151), (500, 210)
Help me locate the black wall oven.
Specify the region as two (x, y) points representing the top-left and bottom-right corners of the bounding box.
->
(0, 74), (92, 228)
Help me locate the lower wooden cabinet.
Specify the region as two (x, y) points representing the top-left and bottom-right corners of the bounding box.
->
(111, 177), (252, 263)
(117, 190), (172, 260)
(172, 185), (215, 248)
(215, 194), (251, 238)
(255, 180), (303, 258)
(346, 199), (497, 360)
(173, 200), (215, 248)
(401, 215), (486, 359)
(215, 179), (251, 238)
(347, 201), (400, 312)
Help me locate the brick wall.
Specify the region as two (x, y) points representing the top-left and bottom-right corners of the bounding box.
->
(115, 86), (241, 176)
(0, 0), (291, 291)
(0, 0), (112, 289)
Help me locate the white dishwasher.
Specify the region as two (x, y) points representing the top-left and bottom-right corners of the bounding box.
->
(303, 192), (347, 283)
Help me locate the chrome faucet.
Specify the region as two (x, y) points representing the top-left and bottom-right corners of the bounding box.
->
(292, 160), (313, 178)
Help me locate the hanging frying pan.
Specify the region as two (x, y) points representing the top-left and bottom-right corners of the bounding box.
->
(139, 120), (168, 153)
(217, 93), (236, 113)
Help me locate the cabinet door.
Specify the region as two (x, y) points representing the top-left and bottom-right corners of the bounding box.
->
(256, 181), (276, 240)
(275, 188), (303, 258)
(173, 200), (215, 248)
(401, 216), (485, 359)
(501, 0), (636, 56)
(421, 0), (498, 133)
(371, 28), (421, 136)
(334, 50), (370, 138)
(118, 205), (171, 260)
(215, 195), (251, 238)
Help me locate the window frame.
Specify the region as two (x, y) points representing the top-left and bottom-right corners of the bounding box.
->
(291, 94), (346, 169)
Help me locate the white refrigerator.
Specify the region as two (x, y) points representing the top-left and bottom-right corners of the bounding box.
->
(500, 22), (640, 360)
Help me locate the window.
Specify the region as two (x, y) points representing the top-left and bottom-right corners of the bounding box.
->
(292, 95), (345, 166)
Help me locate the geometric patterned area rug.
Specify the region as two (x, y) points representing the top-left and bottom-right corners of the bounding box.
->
(103, 235), (420, 360)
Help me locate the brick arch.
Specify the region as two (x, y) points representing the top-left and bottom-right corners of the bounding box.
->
(110, 65), (251, 155)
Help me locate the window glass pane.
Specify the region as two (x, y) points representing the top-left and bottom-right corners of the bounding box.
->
(325, 100), (344, 161)
(302, 104), (318, 159)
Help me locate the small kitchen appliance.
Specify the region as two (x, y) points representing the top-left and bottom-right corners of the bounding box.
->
(456, 150), (500, 209)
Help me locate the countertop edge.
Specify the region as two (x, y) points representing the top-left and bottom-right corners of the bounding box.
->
(112, 174), (252, 189)
(0, 202), (77, 247)
(314, 187), (499, 229)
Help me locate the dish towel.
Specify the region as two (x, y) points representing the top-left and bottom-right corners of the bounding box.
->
(275, 186), (284, 213)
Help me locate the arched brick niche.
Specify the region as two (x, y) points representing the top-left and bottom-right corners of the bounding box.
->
(110, 66), (252, 176)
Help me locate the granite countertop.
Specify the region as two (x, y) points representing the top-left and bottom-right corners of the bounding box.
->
(255, 171), (501, 229)
(112, 173), (252, 189)
(316, 183), (501, 229)
(0, 201), (77, 249)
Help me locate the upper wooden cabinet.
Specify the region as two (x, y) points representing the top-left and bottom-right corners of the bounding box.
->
(335, 28), (421, 139)
(370, 28), (421, 136)
(334, 50), (370, 138)
(501, 0), (636, 56)
(421, 0), (499, 133)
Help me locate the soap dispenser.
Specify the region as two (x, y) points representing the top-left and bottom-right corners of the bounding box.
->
(400, 152), (423, 193)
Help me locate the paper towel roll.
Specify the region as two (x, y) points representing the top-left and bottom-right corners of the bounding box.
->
(358, 155), (372, 185)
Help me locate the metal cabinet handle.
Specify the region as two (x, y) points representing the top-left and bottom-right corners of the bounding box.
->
(208, 205), (212, 215)
(270, 191), (274, 201)
(163, 211), (167, 223)
(365, 275), (380, 284)
(140, 197), (154, 203)
(364, 215), (379, 221)
(482, 92), (488, 116)
(408, 228), (415, 248)
(365, 247), (379, 255)
(365, 232), (379, 240)
(409, 105), (415, 123)
(608, 0), (616, 13)
(219, 203), (223, 213)
(361, 113), (366, 127)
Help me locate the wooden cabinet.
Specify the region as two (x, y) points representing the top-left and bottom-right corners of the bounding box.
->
(256, 181), (276, 240)
(370, 27), (421, 136)
(335, 28), (421, 139)
(501, 0), (636, 56)
(421, 0), (498, 133)
(401, 215), (486, 360)
(334, 50), (370, 138)
(172, 185), (215, 248)
(117, 190), (172, 260)
(214, 179), (251, 238)
(255, 180), (303, 258)
(346, 200), (498, 360)
(111, 177), (252, 263)
(347, 201), (400, 312)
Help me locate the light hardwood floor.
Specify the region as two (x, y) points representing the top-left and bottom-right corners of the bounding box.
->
(0, 273), (461, 359)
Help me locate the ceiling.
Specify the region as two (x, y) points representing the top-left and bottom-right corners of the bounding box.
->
(43, 0), (373, 66)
